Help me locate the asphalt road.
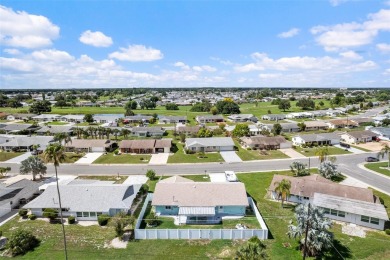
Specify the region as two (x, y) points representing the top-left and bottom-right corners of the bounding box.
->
(2, 152), (390, 195)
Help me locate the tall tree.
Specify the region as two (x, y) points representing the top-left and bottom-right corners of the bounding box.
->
(232, 123), (250, 137)
(274, 179), (291, 208)
(278, 99), (291, 112)
(315, 147), (329, 163)
(318, 161), (341, 180)
(84, 114), (94, 124)
(378, 143), (390, 169)
(43, 144), (68, 260)
(288, 203), (333, 258)
(235, 236), (267, 259)
(20, 156), (47, 181)
(272, 123), (283, 135)
(290, 161), (310, 177)
(54, 133), (72, 145)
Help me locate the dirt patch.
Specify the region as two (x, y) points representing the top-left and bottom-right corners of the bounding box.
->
(354, 140), (390, 152)
(105, 233), (130, 249)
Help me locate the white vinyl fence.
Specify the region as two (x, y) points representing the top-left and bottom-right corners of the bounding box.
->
(135, 194), (268, 240)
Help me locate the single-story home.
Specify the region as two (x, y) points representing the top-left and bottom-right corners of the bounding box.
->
(326, 109), (343, 117)
(260, 123), (299, 133)
(241, 136), (292, 150)
(64, 139), (116, 152)
(0, 135), (54, 152)
(196, 115), (224, 124)
(131, 127), (165, 137)
(32, 114), (62, 122)
(303, 121), (328, 131)
(176, 126), (201, 136)
(2, 124), (38, 134)
(35, 126), (74, 136)
(6, 113), (37, 121)
(340, 130), (377, 144)
(123, 115), (153, 124)
(227, 114), (258, 123)
(292, 133), (340, 146)
(268, 174), (388, 230)
(185, 137), (235, 152)
(261, 114), (286, 121)
(369, 127), (390, 140)
(23, 182), (141, 221)
(158, 116), (187, 124)
(351, 117), (374, 126)
(0, 179), (41, 218)
(60, 115), (85, 123)
(94, 114), (123, 124)
(327, 119), (358, 129)
(152, 176), (248, 224)
(119, 139), (172, 154)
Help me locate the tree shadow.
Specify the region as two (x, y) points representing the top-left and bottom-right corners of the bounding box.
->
(321, 239), (351, 260)
(170, 143), (178, 153)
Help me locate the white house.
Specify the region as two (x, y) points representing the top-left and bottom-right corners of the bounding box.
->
(185, 137), (235, 152)
(340, 130), (377, 144)
(292, 133), (340, 146)
(261, 114), (286, 121)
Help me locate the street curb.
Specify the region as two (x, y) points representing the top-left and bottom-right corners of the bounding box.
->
(358, 162), (390, 181)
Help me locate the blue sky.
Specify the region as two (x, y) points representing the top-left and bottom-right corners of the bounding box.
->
(1, 0), (389, 89)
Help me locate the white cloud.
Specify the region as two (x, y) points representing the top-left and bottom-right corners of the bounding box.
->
(386, 1), (390, 6)
(311, 9), (390, 51)
(192, 65), (217, 72)
(329, 0), (349, 7)
(79, 30), (113, 47)
(277, 28), (300, 38)
(109, 44), (163, 62)
(377, 43), (390, 53)
(174, 61), (190, 70)
(339, 51), (362, 60)
(31, 49), (74, 62)
(259, 73), (281, 79)
(0, 5), (59, 49)
(3, 49), (22, 55)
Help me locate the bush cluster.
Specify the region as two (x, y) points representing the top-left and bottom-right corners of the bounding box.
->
(98, 214), (110, 226)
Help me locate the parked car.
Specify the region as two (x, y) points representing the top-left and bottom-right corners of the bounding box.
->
(340, 142), (350, 148)
(365, 157), (379, 162)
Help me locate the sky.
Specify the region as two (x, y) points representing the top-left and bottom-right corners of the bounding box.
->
(0, 0), (390, 89)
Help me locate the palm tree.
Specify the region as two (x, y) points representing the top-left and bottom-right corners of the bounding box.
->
(20, 156), (47, 181)
(75, 127), (83, 139)
(378, 143), (390, 169)
(235, 237), (267, 259)
(105, 128), (112, 139)
(315, 146), (329, 163)
(121, 128), (130, 139)
(32, 144), (40, 155)
(112, 129), (120, 141)
(54, 133), (72, 145)
(87, 126), (95, 139)
(274, 179), (291, 208)
(43, 143), (68, 259)
(290, 161), (310, 176)
(288, 203), (333, 258)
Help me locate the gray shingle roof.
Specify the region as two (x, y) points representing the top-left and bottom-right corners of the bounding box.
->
(0, 136), (54, 149)
(185, 137), (234, 147)
(3, 124), (35, 132)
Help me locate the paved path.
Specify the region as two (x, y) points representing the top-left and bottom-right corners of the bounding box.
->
(123, 175), (148, 185)
(149, 153), (169, 165)
(334, 144), (365, 154)
(5, 152), (32, 163)
(74, 152), (104, 164)
(220, 151), (242, 163)
(279, 148), (305, 159)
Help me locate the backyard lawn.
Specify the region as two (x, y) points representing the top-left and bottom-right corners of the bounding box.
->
(0, 152), (23, 162)
(234, 139), (289, 161)
(364, 162), (390, 178)
(167, 142), (224, 164)
(296, 146), (351, 157)
(92, 153), (151, 164)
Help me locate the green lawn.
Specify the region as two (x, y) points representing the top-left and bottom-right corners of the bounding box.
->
(38, 152), (84, 163)
(364, 162), (390, 178)
(46, 121), (69, 126)
(76, 175), (127, 184)
(0, 152), (23, 162)
(92, 153), (151, 164)
(350, 144), (372, 152)
(167, 142), (224, 164)
(234, 139), (289, 161)
(296, 146), (351, 157)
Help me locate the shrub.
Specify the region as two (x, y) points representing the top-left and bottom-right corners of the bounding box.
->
(114, 149), (119, 155)
(247, 147), (252, 150)
(145, 212), (158, 226)
(28, 214), (36, 220)
(18, 209), (28, 217)
(139, 184), (149, 194)
(140, 157), (144, 161)
(68, 216), (76, 224)
(98, 214), (110, 226)
(42, 208), (58, 221)
(7, 229), (39, 256)
(385, 229), (390, 235)
(0, 230), (2, 237)
(146, 169), (156, 180)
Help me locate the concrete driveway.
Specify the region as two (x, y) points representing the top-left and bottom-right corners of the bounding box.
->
(149, 153), (169, 165)
(5, 152), (32, 163)
(334, 144), (365, 154)
(220, 151), (242, 163)
(123, 175), (148, 185)
(279, 148), (305, 159)
(74, 152), (104, 164)
(209, 173), (228, 182)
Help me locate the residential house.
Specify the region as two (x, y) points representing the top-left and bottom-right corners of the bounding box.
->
(369, 127), (390, 140)
(176, 126), (200, 136)
(60, 115), (85, 123)
(327, 119), (358, 129)
(351, 117), (374, 126)
(6, 113), (37, 121)
(119, 139), (171, 154)
(196, 115), (224, 124)
(292, 133), (340, 146)
(159, 116), (187, 124)
(260, 123), (299, 133)
(123, 115), (153, 124)
(261, 114), (286, 121)
(268, 175), (388, 230)
(64, 139), (116, 152)
(2, 124), (37, 134)
(326, 109), (343, 117)
(303, 121), (329, 131)
(185, 137), (235, 152)
(152, 176), (248, 224)
(0, 135), (54, 152)
(32, 114), (62, 122)
(94, 114), (123, 124)
(341, 130), (377, 144)
(35, 126), (74, 136)
(227, 114), (258, 123)
(240, 136), (292, 150)
(0, 112), (7, 119)
(131, 127), (165, 137)
(23, 181), (141, 221)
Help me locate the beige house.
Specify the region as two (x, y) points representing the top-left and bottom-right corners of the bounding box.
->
(64, 139), (116, 152)
(341, 130), (377, 144)
(119, 139), (172, 154)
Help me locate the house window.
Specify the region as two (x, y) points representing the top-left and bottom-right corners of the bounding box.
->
(96, 212), (102, 216)
(337, 211), (345, 218)
(76, 212), (82, 217)
(90, 212), (96, 217)
(82, 212), (89, 217)
(165, 206), (172, 210)
(330, 209), (338, 216)
(370, 218), (379, 225)
(303, 196), (309, 200)
(361, 215), (369, 223)
(323, 208), (330, 214)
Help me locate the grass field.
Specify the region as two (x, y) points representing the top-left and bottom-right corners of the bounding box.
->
(0, 152), (23, 162)
(46, 121), (69, 126)
(364, 161), (390, 178)
(234, 139), (290, 161)
(76, 175), (127, 184)
(92, 153), (151, 164)
(38, 152), (84, 163)
(296, 146), (351, 157)
(167, 142), (224, 164)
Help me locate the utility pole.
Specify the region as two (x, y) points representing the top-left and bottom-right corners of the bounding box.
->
(303, 203), (311, 260)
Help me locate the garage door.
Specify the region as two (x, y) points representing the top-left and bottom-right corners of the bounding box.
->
(91, 147), (105, 152)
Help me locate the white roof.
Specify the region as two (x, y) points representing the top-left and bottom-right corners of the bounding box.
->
(178, 206), (215, 215)
(185, 137), (234, 147)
